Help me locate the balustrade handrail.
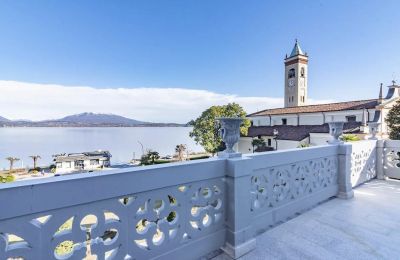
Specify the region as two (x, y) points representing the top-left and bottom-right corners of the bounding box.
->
(0, 157), (225, 221)
(0, 139), (393, 260)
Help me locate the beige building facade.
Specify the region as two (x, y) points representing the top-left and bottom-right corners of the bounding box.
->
(239, 41), (400, 154)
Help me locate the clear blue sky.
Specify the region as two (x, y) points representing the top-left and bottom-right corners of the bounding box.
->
(0, 0), (399, 101)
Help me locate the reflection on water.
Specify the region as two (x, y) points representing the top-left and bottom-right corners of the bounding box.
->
(0, 127), (203, 169)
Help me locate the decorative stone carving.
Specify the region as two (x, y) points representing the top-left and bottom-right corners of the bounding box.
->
(250, 156), (338, 212)
(350, 142), (377, 187)
(0, 178), (225, 260)
(216, 117), (243, 157)
(328, 122), (345, 144)
(368, 122), (380, 140)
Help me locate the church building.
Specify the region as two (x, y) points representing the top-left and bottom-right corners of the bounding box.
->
(238, 41), (400, 153)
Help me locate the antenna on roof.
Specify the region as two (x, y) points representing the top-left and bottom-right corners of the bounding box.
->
(392, 72), (397, 85)
(378, 83), (383, 104)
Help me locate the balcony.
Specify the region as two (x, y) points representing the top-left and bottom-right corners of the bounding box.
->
(0, 139), (399, 260)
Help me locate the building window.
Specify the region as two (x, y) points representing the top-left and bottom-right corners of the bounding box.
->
(301, 67), (305, 77)
(268, 139), (272, 146)
(65, 161), (71, 168)
(75, 160), (84, 168)
(90, 159), (99, 165)
(282, 118), (287, 125)
(288, 68), (295, 79)
(346, 115), (357, 122)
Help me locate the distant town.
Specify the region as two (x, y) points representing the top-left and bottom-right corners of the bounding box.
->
(0, 147), (210, 183)
(0, 112), (188, 127)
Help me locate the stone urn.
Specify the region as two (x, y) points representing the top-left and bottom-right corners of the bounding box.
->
(368, 122), (380, 140)
(328, 121), (345, 144)
(216, 117), (243, 156)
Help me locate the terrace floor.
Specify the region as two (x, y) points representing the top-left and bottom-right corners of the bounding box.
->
(214, 179), (400, 260)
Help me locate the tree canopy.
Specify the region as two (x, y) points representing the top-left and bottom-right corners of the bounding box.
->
(251, 137), (266, 153)
(189, 103), (251, 155)
(140, 150), (160, 165)
(386, 100), (400, 140)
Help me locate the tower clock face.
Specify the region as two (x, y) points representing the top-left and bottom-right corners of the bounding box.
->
(288, 79), (295, 87)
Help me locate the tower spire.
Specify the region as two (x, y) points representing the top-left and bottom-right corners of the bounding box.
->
(289, 39), (304, 57)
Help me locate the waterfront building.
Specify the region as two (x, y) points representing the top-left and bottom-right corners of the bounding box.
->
(53, 150), (111, 173)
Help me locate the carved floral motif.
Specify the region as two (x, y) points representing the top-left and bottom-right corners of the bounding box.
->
(250, 156), (338, 212)
(0, 178), (225, 260)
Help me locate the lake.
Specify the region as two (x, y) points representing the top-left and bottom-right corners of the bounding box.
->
(0, 127), (203, 170)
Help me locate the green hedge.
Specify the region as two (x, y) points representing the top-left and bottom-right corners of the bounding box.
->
(0, 174), (14, 183)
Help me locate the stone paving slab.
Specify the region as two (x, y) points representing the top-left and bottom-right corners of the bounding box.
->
(214, 179), (400, 260)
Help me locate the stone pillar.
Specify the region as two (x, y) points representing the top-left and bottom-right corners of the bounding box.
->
(376, 139), (385, 180)
(337, 143), (354, 199)
(222, 156), (256, 259)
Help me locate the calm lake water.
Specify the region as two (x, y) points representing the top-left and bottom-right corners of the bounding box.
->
(0, 127), (203, 170)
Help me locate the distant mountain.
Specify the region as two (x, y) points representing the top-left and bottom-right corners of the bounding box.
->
(0, 112), (186, 127)
(55, 112), (147, 125)
(0, 116), (10, 122)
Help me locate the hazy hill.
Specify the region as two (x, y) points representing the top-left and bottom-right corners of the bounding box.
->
(0, 116), (10, 122)
(0, 113), (185, 127)
(55, 112), (147, 125)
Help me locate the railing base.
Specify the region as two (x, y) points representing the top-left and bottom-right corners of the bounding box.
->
(221, 239), (256, 259)
(337, 190), (354, 199)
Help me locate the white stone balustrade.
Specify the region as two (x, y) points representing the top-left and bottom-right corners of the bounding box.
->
(0, 139), (399, 259)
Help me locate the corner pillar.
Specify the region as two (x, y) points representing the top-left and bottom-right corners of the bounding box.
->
(222, 156), (256, 259)
(337, 143), (354, 199)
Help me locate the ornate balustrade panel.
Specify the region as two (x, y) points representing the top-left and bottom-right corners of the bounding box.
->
(0, 159), (226, 260)
(245, 146), (339, 236)
(250, 156), (338, 212)
(384, 140), (400, 179)
(350, 140), (377, 187)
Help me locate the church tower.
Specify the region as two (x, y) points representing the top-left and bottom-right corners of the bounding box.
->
(284, 40), (308, 107)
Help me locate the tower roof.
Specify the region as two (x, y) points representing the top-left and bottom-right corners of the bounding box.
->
(289, 39), (304, 57)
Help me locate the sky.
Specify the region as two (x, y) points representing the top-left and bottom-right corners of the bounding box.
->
(0, 0), (399, 122)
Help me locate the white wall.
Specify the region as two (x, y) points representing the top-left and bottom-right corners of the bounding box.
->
(299, 113), (324, 125)
(250, 109), (379, 127)
(309, 133), (330, 146)
(271, 114), (298, 126)
(238, 137), (254, 154)
(276, 140), (301, 150)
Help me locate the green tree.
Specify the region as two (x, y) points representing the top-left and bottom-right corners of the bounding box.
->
(140, 150), (160, 165)
(5, 157), (20, 173)
(29, 155), (41, 170)
(175, 144), (187, 161)
(251, 137), (266, 153)
(386, 100), (400, 140)
(189, 103), (251, 155)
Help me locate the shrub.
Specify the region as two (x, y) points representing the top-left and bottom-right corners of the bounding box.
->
(298, 143), (310, 148)
(341, 134), (361, 142)
(0, 174), (15, 183)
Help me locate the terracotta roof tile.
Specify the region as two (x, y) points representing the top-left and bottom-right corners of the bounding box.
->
(246, 122), (362, 141)
(248, 99), (378, 117)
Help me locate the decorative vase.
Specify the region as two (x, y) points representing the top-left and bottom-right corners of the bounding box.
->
(216, 117), (243, 155)
(328, 122), (345, 144)
(368, 122), (380, 140)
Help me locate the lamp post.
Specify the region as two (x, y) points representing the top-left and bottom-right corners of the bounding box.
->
(273, 129), (279, 150)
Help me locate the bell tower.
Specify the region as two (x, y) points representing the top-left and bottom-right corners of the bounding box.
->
(284, 40), (308, 108)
